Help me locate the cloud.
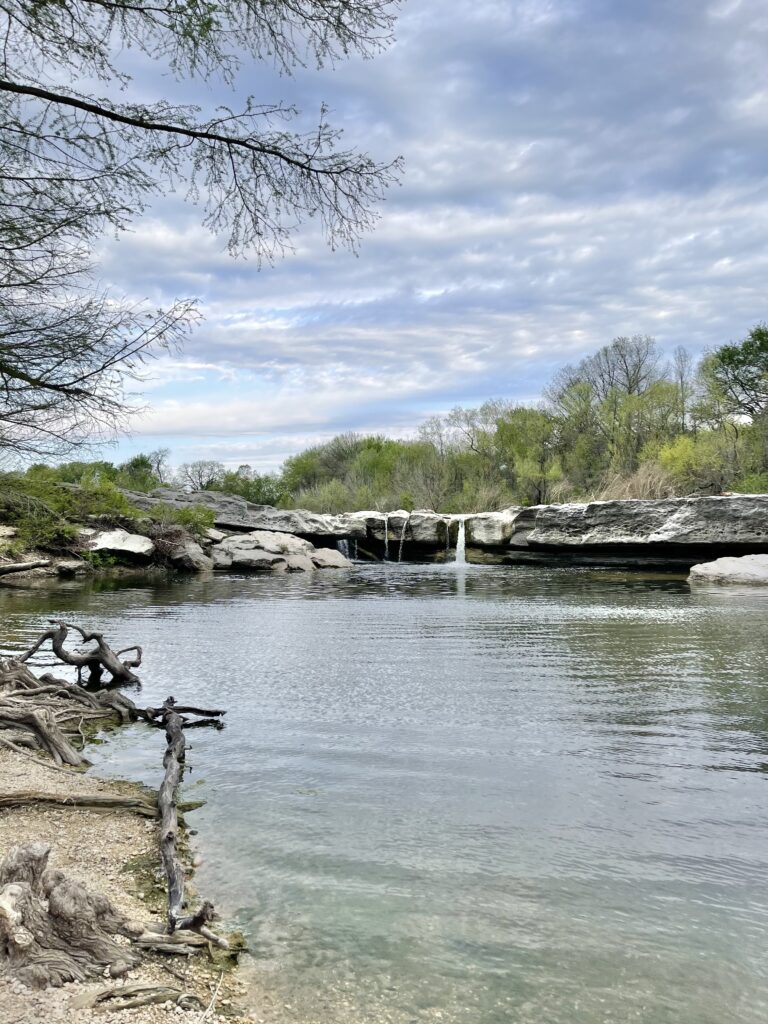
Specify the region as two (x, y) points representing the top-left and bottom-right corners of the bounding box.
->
(97, 0), (768, 469)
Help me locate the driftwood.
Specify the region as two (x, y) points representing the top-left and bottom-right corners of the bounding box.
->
(157, 697), (229, 948)
(0, 560), (51, 576)
(19, 620), (142, 687)
(0, 626), (232, 989)
(0, 791), (157, 816)
(0, 843), (142, 988)
(72, 983), (204, 1011)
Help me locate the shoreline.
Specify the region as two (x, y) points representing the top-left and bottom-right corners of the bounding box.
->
(0, 703), (255, 1023)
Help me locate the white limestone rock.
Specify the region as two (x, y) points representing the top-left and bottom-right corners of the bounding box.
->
(87, 528), (155, 560)
(464, 509), (524, 546)
(689, 554), (768, 584)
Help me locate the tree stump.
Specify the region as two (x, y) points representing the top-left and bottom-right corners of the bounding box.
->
(0, 843), (141, 988)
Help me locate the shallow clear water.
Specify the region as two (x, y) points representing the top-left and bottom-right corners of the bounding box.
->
(2, 565), (768, 1024)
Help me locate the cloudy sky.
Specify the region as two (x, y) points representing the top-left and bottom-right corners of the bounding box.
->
(104, 0), (768, 472)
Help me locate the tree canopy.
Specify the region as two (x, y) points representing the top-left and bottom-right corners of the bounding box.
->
(0, 0), (402, 461)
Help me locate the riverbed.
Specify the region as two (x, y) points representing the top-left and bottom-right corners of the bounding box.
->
(2, 564), (767, 1024)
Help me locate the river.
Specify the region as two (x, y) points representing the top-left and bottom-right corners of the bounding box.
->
(1, 564), (767, 1024)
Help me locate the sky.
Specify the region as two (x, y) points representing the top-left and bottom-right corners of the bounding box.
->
(103, 0), (768, 473)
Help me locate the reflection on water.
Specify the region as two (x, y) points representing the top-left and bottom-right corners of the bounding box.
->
(2, 565), (768, 1024)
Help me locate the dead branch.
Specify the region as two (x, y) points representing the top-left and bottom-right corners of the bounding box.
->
(0, 791), (157, 816)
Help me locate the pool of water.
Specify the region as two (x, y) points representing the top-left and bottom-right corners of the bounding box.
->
(2, 564), (768, 1024)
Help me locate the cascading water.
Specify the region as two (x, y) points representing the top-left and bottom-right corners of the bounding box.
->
(454, 517), (467, 565)
(382, 513), (389, 561)
(397, 515), (410, 563)
(336, 539), (350, 559)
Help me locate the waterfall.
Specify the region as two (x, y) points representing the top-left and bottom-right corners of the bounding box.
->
(336, 539), (350, 559)
(397, 515), (410, 562)
(352, 539), (358, 561)
(454, 517), (467, 565)
(382, 513), (389, 561)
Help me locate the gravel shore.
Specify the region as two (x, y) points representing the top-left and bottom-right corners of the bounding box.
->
(0, 746), (256, 1024)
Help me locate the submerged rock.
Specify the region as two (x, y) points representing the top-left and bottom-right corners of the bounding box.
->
(311, 548), (353, 569)
(689, 554), (768, 584)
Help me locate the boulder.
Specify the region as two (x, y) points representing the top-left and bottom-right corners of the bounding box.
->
(230, 530), (314, 555)
(168, 540), (213, 572)
(87, 529), (155, 561)
(689, 554), (768, 584)
(311, 548), (353, 569)
(232, 551), (287, 571)
(464, 509), (524, 546)
(210, 532), (297, 571)
(204, 528), (228, 544)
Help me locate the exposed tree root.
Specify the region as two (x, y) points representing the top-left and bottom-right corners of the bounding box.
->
(0, 843), (142, 988)
(71, 982), (203, 1011)
(19, 620), (142, 687)
(0, 625), (232, 988)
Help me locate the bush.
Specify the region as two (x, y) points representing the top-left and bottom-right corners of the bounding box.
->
(148, 503), (215, 538)
(731, 472), (768, 494)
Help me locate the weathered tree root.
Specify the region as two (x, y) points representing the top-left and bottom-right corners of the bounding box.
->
(0, 628), (233, 988)
(0, 843), (142, 988)
(0, 701), (86, 766)
(19, 620), (142, 688)
(158, 698), (229, 948)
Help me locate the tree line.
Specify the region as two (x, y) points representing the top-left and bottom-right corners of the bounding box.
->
(6, 327), (766, 516)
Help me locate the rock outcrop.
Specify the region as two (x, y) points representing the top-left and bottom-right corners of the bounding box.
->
(689, 554), (768, 584)
(111, 489), (768, 569)
(122, 488), (367, 539)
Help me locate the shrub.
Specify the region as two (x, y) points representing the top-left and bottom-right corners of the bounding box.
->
(148, 503), (215, 538)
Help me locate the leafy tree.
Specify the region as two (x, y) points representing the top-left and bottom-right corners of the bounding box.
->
(702, 324), (768, 418)
(116, 454), (162, 492)
(496, 407), (561, 504)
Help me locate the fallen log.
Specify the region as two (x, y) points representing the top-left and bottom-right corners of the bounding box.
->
(0, 791), (157, 816)
(158, 697), (228, 948)
(0, 560), (51, 577)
